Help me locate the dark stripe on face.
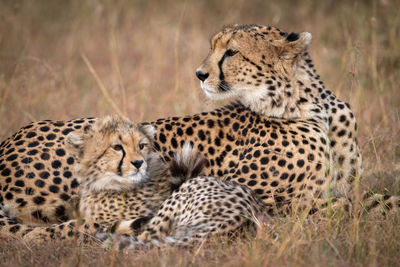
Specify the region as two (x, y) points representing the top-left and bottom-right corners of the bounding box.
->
(117, 147), (126, 176)
(218, 53), (227, 81)
(217, 53), (231, 92)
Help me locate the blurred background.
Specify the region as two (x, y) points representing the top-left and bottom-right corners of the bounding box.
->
(0, 0), (399, 192)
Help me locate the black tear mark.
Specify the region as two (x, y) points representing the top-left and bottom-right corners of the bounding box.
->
(117, 147), (126, 176)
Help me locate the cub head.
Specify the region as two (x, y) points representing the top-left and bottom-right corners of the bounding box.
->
(196, 24), (312, 116)
(66, 115), (157, 192)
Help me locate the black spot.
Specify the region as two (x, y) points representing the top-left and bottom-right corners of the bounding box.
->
(52, 160), (62, 169)
(25, 187), (34, 195)
(41, 153), (50, 160)
(250, 163), (258, 170)
(247, 180), (257, 187)
(55, 205), (66, 217)
(9, 225), (20, 233)
(198, 130), (206, 141)
(49, 185), (59, 193)
(60, 193), (70, 201)
(6, 154), (18, 161)
(207, 120), (215, 128)
(297, 160), (305, 167)
(176, 128), (184, 136)
(56, 149), (66, 157)
(241, 165), (249, 174)
(40, 126), (50, 132)
(297, 127), (310, 133)
(62, 128), (74, 135)
(185, 127), (193, 135)
(34, 180), (45, 188)
(63, 171), (72, 178)
(46, 134), (56, 140)
(34, 163), (45, 170)
(15, 180), (25, 187)
(282, 140), (289, 147)
(28, 141), (39, 147)
(260, 157), (269, 164)
(165, 124), (172, 131)
(297, 173), (305, 182)
(271, 181), (279, 187)
(27, 149), (38, 155)
(15, 170), (24, 178)
(33, 196), (45, 205)
(71, 179), (79, 188)
(159, 133), (166, 143)
(66, 157), (74, 165)
(280, 173), (289, 180)
(26, 172), (35, 179)
(26, 132), (37, 138)
(1, 168), (11, 176)
(337, 129), (346, 137)
(53, 121), (65, 127)
(53, 177), (62, 184)
(171, 138), (178, 148)
(39, 171), (50, 179)
(278, 159), (286, 167)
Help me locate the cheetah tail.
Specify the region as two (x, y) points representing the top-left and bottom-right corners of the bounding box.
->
(169, 142), (206, 188)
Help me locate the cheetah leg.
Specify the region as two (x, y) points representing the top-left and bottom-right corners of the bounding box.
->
(284, 193), (400, 218)
(358, 192), (400, 218)
(20, 220), (104, 244)
(0, 210), (107, 244)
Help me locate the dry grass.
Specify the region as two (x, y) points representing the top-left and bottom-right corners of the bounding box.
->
(0, 0), (399, 266)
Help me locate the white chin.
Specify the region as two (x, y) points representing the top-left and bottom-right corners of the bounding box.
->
(128, 171), (148, 184)
(89, 172), (148, 192)
(201, 83), (232, 101)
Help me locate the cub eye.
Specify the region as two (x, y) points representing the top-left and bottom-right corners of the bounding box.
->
(112, 144), (123, 151)
(225, 49), (238, 57)
(139, 143), (146, 150)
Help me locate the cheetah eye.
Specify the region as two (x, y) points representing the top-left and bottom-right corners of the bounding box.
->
(139, 143), (146, 150)
(224, 49), (238, 57)
(112, 144), (123, 151)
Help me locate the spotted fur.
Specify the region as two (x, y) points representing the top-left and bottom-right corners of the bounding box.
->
(0, 25), (398, 234)
(0, 117), (267, 244)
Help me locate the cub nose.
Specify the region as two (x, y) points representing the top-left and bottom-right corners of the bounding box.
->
(131, 160), (144, 169)
(196, 70), (209, 82)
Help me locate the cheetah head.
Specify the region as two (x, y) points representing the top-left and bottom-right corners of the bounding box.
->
(196, 24), (312, 117)
(66, 116), (157, 192)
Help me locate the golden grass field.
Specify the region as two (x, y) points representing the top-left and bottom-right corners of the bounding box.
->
(0, 0), (399, 266)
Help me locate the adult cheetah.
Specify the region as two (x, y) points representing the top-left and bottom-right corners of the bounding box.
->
(0, 24), (398, 229)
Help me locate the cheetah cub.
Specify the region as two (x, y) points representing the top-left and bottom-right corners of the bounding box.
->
(0, 115), (190, 242)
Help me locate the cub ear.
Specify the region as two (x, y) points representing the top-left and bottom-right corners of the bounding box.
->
(65, 132), (85, 159)
(274, 32), (312, 60)
(138, 124), (156, 140)
(65, 125), (93, 159)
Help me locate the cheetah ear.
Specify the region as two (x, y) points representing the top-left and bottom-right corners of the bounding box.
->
(65, 126), (93, 159)
(275, 32), (312, 60)
(65, 132), (85, 159)
(138, 124), (156, 140)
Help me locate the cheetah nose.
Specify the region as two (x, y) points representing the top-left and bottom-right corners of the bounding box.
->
(131, 160), (144, 169)
(196, 70), (209, 82)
